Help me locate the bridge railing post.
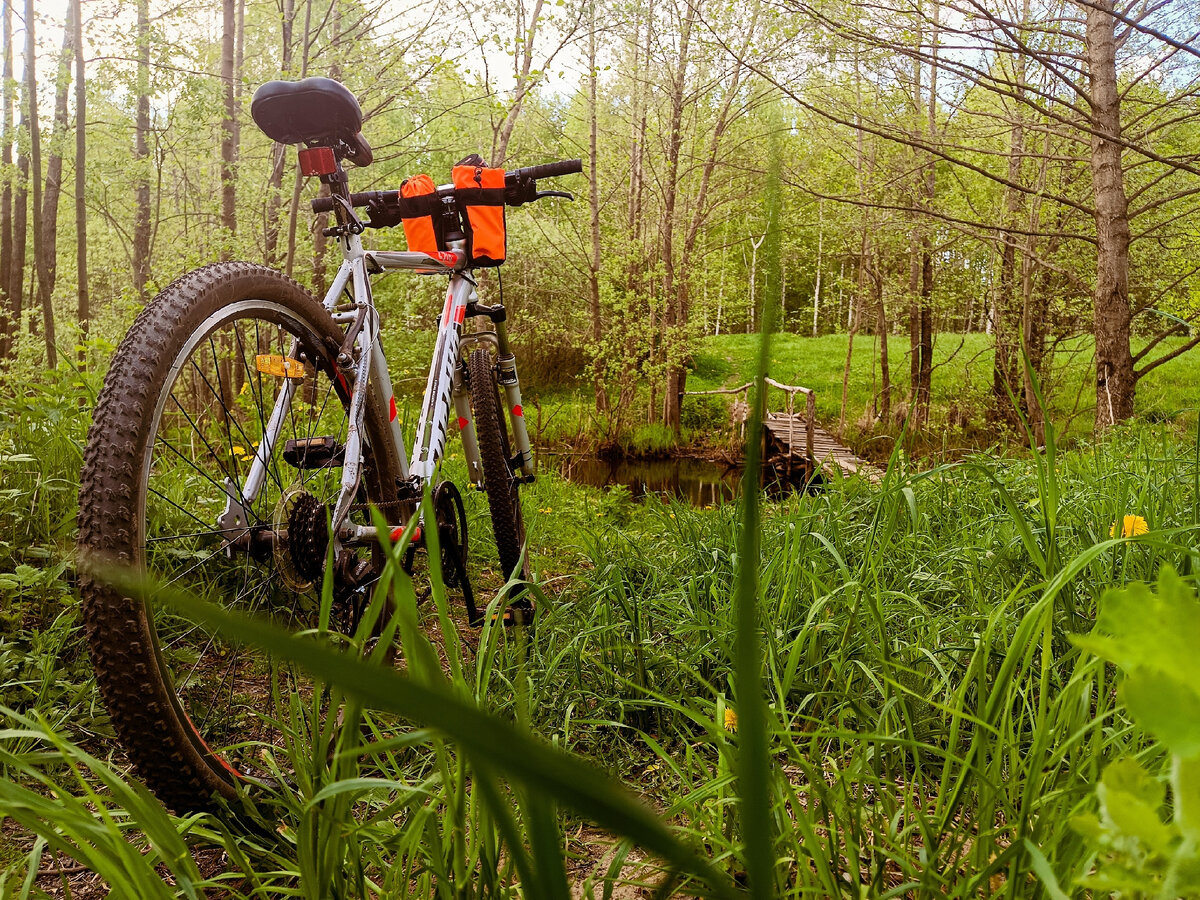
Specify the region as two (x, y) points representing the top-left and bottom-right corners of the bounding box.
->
(806, 390), (815, 466)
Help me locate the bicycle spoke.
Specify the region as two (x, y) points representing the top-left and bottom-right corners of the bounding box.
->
(186, 353), (264, 484)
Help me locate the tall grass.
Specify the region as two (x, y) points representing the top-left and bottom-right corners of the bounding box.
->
(1, 356), (1198, 895)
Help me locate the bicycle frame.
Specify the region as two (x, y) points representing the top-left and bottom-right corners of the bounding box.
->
(222, 228), (535, 550)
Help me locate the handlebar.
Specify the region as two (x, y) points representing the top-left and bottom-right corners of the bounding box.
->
(310, 158), (583, 214)
(507, 159), (584, 182)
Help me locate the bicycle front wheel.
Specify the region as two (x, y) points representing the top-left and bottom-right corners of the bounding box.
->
(78, 262), (403, 812)
(466, 348), (530, 595)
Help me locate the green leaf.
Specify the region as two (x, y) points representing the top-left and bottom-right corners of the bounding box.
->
(1075, 566), (1200, 756)
(1172, 755), (1200, 841)
(1097, 758), (1172, 853)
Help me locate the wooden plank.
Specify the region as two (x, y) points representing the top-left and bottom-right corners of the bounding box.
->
(762, 414), (881, 483)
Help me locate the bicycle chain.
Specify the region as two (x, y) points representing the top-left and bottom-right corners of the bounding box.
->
(349, 498), (414, 514)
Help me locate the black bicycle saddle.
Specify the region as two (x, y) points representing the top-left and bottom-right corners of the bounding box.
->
(251, 77), (372, 164)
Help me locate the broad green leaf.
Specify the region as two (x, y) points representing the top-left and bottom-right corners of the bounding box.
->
(1075, 566), (1200, 755)
(1097, 758), (1172, 853)
(1173, 755), (1200, 841)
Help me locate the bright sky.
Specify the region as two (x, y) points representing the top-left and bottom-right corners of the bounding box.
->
(24, 0), (591, 115)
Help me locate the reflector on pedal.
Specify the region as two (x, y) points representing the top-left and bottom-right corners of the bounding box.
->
(298, 146), (337, 176)
(255, 354), (306, 379)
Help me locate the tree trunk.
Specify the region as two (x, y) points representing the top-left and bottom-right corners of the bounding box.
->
(219, 0), (237, 257)
(841, 260), (862, 430)
(0, 0), (13, 360)
(284, 0), (314, 278)
(10, 37), (26, 355)
(875, 253), (890, 421)
(133, 0), (151, 298)
(491, 0), (546, 166)
(748, 231), (764, 335)
(27, 0), (55, 368)
(907, 0), (937, 429)
(812, 203), (822, 337)
(1084, 0), (1134, 428)
(917, 233), (934, 426)
(1021, 131), (1051, 445)
(659, 0), (696, 434)
(263, 0), (294, 266)
(73, 0), (87, 353)
(991, 0), (1027, 424)
(311, 0), (339, 293)
(992, 223), (1021, 419)
(35, 0), (74, 368)
(586, 0), (607, 411)
(42, 4), (73, 296)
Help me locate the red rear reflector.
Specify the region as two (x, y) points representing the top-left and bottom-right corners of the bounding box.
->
(298, 146), (337, 176)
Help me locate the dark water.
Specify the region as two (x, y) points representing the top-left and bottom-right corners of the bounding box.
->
(547, 454), (743, 506)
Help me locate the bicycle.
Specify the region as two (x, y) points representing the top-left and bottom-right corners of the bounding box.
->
(76, 76), (581, 813)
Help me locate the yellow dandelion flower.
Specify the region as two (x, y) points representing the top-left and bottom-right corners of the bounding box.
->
(724, 708), (738, 733)
(1110, 514), (1149, 538)
(232, 445), (247, 457)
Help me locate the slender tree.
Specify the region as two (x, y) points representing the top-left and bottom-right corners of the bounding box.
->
(219, 0), (237, 257)
(585, 0), (607, 411)
(0, 0), (12, 360)
(132, 0), (151, 298)
(73, 0), (86, 350)
(1085, 0), (1135, 428)
(9, 0), (29, 355)
(263, 0), (295, 266)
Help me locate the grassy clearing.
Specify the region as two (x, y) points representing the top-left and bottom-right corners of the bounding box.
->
(689, 332), (1200, 438)
(1, 355), (1199, 895)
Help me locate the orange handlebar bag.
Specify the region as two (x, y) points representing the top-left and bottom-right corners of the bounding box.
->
(452, 162), (506, 267)
(400, 174), (443, 255)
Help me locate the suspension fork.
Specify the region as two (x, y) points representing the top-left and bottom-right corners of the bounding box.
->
(463, 302), (534, 479)
(495, 321), (534, 478)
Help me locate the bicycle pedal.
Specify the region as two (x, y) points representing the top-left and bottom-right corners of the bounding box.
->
(494, 603), (535, 629)
(282, 436), (345, 470)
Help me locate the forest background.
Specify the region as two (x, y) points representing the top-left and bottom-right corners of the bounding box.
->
(5, 0), (1200, 447)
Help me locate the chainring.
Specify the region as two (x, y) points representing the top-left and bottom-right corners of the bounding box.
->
(433, 481), (468, 588)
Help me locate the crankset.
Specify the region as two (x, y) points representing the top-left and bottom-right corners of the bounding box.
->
(271, 485), (378, 632)
(432, 481), (478, 625)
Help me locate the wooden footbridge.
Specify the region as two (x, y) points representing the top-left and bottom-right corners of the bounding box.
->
(686, 378), (879, 484)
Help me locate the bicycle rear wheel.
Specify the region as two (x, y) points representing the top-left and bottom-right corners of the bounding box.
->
(78, 262), (402, 812)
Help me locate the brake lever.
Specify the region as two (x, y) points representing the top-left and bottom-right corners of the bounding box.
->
(535, 190), (575, 202)
(323, 195), (365, 237)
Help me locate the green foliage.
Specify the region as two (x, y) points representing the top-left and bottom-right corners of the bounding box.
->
(1072, 567), (1200, 897)
(619, 423), (677, 456)
(6, 357), (1200, 894)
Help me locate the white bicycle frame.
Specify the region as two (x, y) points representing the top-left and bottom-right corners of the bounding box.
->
(221, 227), (535, 550)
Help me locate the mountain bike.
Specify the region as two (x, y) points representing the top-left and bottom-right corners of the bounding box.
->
(76, 76), (581, 812)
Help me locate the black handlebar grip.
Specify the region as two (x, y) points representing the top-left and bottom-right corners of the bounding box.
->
(506, 159), (583, 183)
(310, 190), (395, 214)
